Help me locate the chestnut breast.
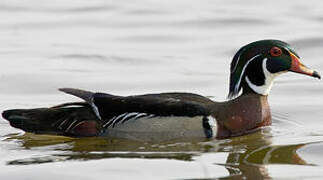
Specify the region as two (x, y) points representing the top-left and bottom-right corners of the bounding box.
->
(214, 94), (271, 138)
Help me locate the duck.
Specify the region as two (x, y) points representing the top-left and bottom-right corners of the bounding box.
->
(2, 40), (320, 141)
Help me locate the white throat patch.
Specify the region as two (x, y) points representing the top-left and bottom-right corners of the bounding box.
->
(245, 58), (286, 95)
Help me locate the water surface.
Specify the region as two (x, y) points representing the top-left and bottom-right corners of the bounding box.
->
(1, 0), (323, 179)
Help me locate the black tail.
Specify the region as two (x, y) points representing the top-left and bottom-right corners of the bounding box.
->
(2, 103), (101, 137)
(2, 109), (14, 120)
(2, 109), (36, 130)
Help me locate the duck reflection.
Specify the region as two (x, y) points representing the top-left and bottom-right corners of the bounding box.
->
(4, 128), (307, 179)
(217, 128), (306, 179)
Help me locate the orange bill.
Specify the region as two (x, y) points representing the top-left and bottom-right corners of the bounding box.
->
(289, 52), (321, 79)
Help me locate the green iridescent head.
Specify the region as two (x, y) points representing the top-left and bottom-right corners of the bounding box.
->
(228, 39), (320, 99)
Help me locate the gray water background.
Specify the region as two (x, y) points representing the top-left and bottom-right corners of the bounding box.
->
(1, 0), (323, 179)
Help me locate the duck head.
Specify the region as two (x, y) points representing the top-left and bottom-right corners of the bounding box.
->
(228, 40), (320, 99)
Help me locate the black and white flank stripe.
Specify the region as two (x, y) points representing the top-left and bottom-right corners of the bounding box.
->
(103, 112), (156, 128)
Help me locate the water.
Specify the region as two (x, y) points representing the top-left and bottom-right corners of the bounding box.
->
(1, 0), (323, 179)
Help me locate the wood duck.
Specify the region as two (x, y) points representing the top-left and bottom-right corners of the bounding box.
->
(2, 40), (320, 141)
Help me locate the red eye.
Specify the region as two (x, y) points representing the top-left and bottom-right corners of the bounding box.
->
(270, 47), (282, 57)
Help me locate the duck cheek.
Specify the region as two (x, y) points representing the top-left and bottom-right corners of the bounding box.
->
(266, 59), (289, 74)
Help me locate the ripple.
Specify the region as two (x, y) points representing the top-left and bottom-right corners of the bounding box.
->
(290, 37), (323, 49)
(7, 156), (68, 165)
(175, 18), (270, 28)
(117, 35), (193, 43)
(56, 54), (153, 64)
(297, 142), (323, 165)
(0, 4), (118, 13)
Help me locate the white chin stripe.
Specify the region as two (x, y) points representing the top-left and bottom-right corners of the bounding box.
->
(245, 58), (287, 95)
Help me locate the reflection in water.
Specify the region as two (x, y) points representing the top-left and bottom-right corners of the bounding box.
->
(219, 129), (307, 179)
(4, 128), (308, 179)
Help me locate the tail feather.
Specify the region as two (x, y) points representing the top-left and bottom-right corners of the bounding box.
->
(2, 110), (13, 120)
(2, 105), (101, 137)
(2, 109), (48, 132)
(59, 88), (94, 103)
